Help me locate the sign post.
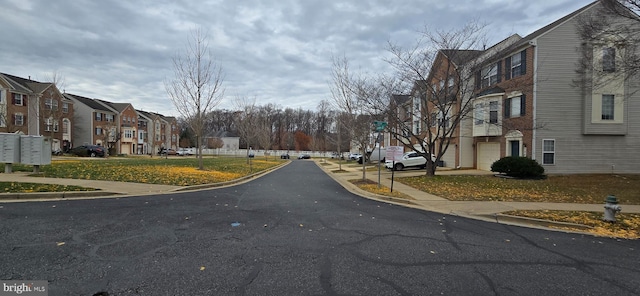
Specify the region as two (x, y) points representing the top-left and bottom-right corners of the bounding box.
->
(373, 121), (388, 188)
(386, 146), (404, 192)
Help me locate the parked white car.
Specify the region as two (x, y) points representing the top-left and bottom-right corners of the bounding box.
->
(385, 152), (435, 171)
(348, 153), (362, 160)
(177, 148), (192, 156)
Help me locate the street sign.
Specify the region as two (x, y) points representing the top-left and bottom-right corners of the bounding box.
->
(386, 146), (403, 161)
(373, 121), (387, 132)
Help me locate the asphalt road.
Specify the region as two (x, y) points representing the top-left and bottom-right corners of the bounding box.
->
(1, 161), (639, 295)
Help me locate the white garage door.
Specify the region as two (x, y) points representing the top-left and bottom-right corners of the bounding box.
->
(477, 143), (500, 171)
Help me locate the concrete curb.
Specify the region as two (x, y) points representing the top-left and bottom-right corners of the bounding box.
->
(0, 190), (121, 200)
(492, 213), (594, 230)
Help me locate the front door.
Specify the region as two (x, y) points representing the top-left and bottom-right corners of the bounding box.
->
(510, 141), (520, 157)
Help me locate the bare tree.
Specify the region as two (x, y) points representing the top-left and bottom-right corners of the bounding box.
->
(165, 28), (225, 170)
(206, 137), (224, 149)
(234, 96), (259, 163)
(329, 54), (361, 172)
(381, 22), (489, 176)
(575, 0), (640, 93)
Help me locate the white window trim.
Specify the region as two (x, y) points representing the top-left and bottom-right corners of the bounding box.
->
(14, 94), (24, 106)
(15, 113), (24, 126)
(508, 94), (523, 118)
(542, 139), (555, 165)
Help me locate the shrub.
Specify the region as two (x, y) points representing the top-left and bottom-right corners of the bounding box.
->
(491, 156), (545, 179)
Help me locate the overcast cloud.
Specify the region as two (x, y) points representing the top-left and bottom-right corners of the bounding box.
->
(1, 0), (592, 117)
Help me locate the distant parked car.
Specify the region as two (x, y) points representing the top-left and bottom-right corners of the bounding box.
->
(349, 153), (362, 160)
(70, 145), (105, 157)
(159, 148), (177, 156)
(331, 152), (345, 160)
(298, 154), (311, 159)
(177, 148), (192, 156)
(280, 153), (290, 159)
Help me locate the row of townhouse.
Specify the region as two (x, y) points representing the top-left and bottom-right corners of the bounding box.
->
(390, 0), (640, 174)
(0, 73), (180, 155)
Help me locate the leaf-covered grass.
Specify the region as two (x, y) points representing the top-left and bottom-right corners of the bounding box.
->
(0, 182), (97, 193)
(504, 210), (640, 239)
(9, 157), (283, 186)
(349, 179), (414, 200)
(398, 174), (640, 204)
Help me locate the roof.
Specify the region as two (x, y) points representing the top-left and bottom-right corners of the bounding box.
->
(0, 72), (42, 94)
(94, 99), (132, 113)
(64, 93), (114, 112)
(208, 130), (239, 138)
(440, 49), (483, 66)
(391, 94), (411, 105)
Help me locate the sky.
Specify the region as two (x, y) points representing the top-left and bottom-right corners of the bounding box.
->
(1, 0), (593, 117)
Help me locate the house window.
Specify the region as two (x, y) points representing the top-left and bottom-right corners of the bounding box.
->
(413, 120), (420, 134)
(505, 95), (526, 118)
(14, 94), (23, 106)
(63, 119), (70, 134)
(0, 113), (5, 127)
(45, 98), (53, 110)
(14, 113), (24, 126)
(489, 101), (498, 124)
(437, 111), (449, 128)
(0, 89), (5, 103)
(45, 117), (53, 131)
(603, 47), (616, 72)
(96, 128), (103, 135)
(53, 100), (58, 111)
(53, 120), (59, 132)
(62, 102), (68, 113)
(474, 104), (484, 125)
(124, 129), (133, 139)
(106, 114), (114, 122)
(505, 50), (526, 80)
(542, 139), (555, 165)
(95, 112), (102, 121)
(481, 64), (498, 88)
(601, 94), (615, 120)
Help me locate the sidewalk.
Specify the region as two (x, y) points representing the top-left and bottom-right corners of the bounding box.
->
(316, 159), (640, 229)
(0, 172), (183, 200)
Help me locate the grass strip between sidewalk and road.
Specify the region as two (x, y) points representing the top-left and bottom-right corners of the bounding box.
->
(349, 179), (413, 201)
(503, 210), (640, 239)
(0, 182), (97, 193)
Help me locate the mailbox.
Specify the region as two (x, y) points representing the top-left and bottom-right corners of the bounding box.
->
(0, 133), (21, 164)
(20, 135), (52, 166)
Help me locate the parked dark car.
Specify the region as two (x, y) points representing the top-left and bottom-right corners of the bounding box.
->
(280, 153), (290, 159)
(70, 145), (105, 157)
(298, 154), (311, 159)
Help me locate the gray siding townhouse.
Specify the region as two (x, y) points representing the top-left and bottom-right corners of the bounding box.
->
(469, 0), (639, 174)
(64, 93), (117, 149)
